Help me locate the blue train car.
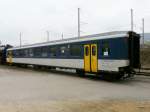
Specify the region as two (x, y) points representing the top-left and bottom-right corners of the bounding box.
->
(6, 31), (140, 79)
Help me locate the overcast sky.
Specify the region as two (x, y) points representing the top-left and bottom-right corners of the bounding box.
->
(0, 0), (150, 46)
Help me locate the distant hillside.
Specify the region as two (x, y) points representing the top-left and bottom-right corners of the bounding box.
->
(145, 41), (150, 45)
(139, 33), (150, 67)
(140, 33), (150, 40)
(141, 46), (150, 67)
(140, 33), (150, 45)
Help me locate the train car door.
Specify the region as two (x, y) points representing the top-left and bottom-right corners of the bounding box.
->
(84, 44), (98, 73)
(91, 44), (98, 72)
(84, 45), (90, 72)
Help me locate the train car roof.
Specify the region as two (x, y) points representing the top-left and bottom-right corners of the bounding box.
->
(8, 31), (131, 50)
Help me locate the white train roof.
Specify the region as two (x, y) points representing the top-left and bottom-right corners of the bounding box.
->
(8, 31), (131, 50)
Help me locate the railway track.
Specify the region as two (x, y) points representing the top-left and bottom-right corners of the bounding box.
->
(136, 68), (150, 76)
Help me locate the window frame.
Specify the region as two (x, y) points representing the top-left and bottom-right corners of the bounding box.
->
(29, 48), (34, 57)
(101, 41), (110, 57)
(70, 44), (82, 57)
(92, 46), (96, 56)
(59, 45), (67, 57)
(41, 46), (48, 57)
(34, 47), (42, 57)
(49, 46), (57, 57)
(24, 49), (29, 57)
(85, 46), (89, 56)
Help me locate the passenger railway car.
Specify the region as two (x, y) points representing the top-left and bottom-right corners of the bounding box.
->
(6, 31), (140, 79)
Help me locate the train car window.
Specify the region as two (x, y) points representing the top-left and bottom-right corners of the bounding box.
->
(13, 50), (16, 57)
(13, 50), (18, 57)
(49, 47), (57, 57)
(60, 46), (67, 56)
(42, 47), (48, 57)
(102, 42), (110, 56)
(70, 44), (81, 56)
(16, 50), (18, 57)
(92, 46), (96, 56)
(12, 50), (16, 57)
(21, 50), (26, 57)
(85, 46), (89, 56)
(29, 48), (34, 57)
(34, 47), (41, 57)
(17, 50), (20, 57)
(19, 50), (24, 57)
(24, 49), (29, 57)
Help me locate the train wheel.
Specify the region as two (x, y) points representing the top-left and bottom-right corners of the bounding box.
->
(76, 69), (85, 77)
(33, 65), (41, 69)
(102, 73), (122, 81)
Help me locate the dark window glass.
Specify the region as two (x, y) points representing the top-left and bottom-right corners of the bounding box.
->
(19, 50), (24, 57)
(59, 46), (68, 56)
(85, 46), (89, 56)
(49, 47), (57, 57)
(12, 50), (17, 57)
(21, 50), (25, 57)
(34, 47), (41, 57)
(15, 50), (20, 57)
(42, 47), (48, 57)
(29, 48), (34, 57)
(24, 49), (28, 57)
(92, 46), (96, 56)
(70, 44), (81, 56)
(102, 42), (110, 56)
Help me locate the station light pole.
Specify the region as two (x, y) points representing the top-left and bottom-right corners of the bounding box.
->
(142, 18), (145, 45)
(19, 32), (22, 47)
(131, 9), (134, 31)
(78, 8), (80, 38)
(62, 33), (64, 39)
(46, 31), (49, 42)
